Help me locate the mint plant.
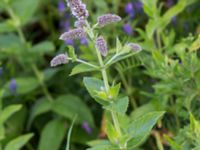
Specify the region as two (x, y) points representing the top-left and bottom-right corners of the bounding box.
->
(51, 0), (165, 149)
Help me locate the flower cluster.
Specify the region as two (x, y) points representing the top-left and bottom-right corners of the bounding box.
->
(50, 54), (68, 67)
(59, 28), (86, 41)
(128, 43), (142, 52)
(97, 14), (121, 27)
(67, 0), (89, 20)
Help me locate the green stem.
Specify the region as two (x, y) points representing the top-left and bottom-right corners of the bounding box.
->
(156, 29), (162, 51)
(31, 64), (53, 102)
(154, 131), (164, 150)
(68, 58), (99, 69)
(6, 6), (53, 102)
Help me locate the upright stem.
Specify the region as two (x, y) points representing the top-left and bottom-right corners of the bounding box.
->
(6, 6), (53, 102)
(156, 29), (162, 51)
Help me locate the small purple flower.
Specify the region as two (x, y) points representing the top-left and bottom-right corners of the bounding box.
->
(166, 0), (174, 7)
(9, 79), (17, 95)
(123, 23), (133, 35)
(133, 1), (143, 11)
(59, 28), (86, 41)
(50, 54), (68, 67)
(80, 38), (88, 45)
(127, 43), (142, 52)
(58, 0), (66, 13)
(97, 14), (121, 27)
(67, 0), (89, 20)
(96, 36), (108, 57)
(125, 2), (135, 18)
(82, 122), (92, 134)
(65, 39), (74, 45)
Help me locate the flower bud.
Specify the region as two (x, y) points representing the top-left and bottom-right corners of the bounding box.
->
(127, 43), (142, 52)
(96, 36), (108, 57)
(97, 14), (121, 27)
(59, 28), (86, 41)
(50, 54), (68, 67)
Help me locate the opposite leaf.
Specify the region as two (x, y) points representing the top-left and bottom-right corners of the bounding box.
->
(70, 64), (98, 76)
(104, 97), (129, 115)
(126, 111), (165, 148)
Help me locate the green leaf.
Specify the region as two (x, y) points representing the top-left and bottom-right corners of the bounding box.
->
(162, 0), (187, 29)
(116, 37), (122, 54)
(105, 121), (119, 144)
(38, 119), (66, 150)
(104, 97), (129, 115)
(11, 0), (39, 25)
(141, 0), (158, 18)
(87, 140), (115, 150)
(83, 77), (109, 105)
(164, 135), (182, 150)
(43, 68), (60, 81)
(70, 64), (98, 76)
(68, 45), (77, 61)
(30, 41), (55, 55)
(0, 105), (22, 125)
(0, 20), (15, 33)
(190, 34), (200, 52)
(126, 111), (165, 148)
(108, 83), (121, 100)
(5, 133), (33, 150)
(27, 98), (52, 129)
(52, 95), (94, 126)
(0, 125), (5, 140)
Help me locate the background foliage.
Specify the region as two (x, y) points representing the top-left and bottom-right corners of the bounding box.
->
(0, 0), (200, 149)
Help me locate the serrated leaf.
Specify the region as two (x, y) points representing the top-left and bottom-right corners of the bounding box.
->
(126, 111), (165, 148)
(104, 97), (129, 115)
(38, 119), (66, 150)
(83, 77), (109, 106)
(105, 121), (119, 144)
(11, 0), (39, 25)
(52, 95), (94, 126)
(5, 133), (33, 150)
(30, 41), (55, 55)
(27, 98), (52, 129)
(87, 140), (115, 150)
(0, 105), (22, 125)
(70, 64), (98, 76)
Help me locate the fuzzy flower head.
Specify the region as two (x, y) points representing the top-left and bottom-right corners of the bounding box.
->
(74, 19), (87, 28)
(50, 54), (68, 67)
(67, 0), (89, 20)
(97, 14), (121, 27)
(127, 43), (142, 52)
(96, 36), (108, 57)
(59, 28), (86, 41)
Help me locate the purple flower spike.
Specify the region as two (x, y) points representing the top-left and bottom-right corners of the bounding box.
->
(82, 122), (92, 134)
(67, 0), (89, 20)
(80, 38), (88, 45)
(58, 1), (66, 13)
(166, 0), (174, 7)
(96, 36), (108, 57)
(9, 79), (17, 95)
(59, 28), (86, 41)
(123, 23), (133, 35)
(50, 54), (68, 67)
(134, 1), (143, 11)
(97, 14), (121, 27)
